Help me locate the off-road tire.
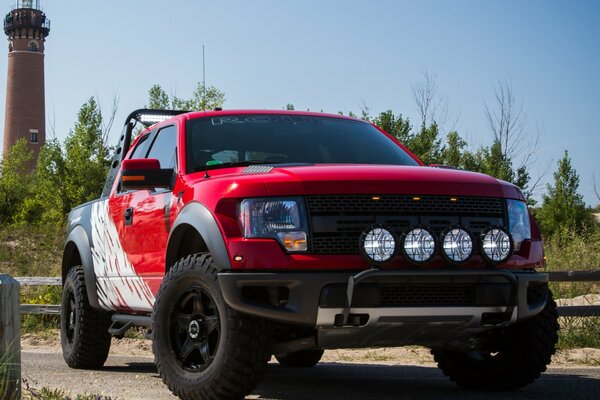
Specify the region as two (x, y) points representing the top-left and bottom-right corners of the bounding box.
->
(152, 253), (270, 400)
(61, 266), (112, 369)
(275, 349), (325, 368)
(432, 290), (559, 391)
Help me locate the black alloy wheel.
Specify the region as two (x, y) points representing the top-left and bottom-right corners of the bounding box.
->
(171, 286), (221, 371)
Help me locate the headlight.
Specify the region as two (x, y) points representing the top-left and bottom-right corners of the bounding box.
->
(507, 199), (531, 251)
(239, 197), (308, 252)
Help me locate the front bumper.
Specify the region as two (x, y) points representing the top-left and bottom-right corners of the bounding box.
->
(218, 269), (549, 348)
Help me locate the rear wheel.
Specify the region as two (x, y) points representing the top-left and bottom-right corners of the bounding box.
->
(152, 253), (270, 400)
(61, 266), (112, 369)
(275, 349), (324, 368)
(432, 290), (559, 391)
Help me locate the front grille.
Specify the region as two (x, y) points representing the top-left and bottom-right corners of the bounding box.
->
(307, 195), (503, 215)
(307, 195), (506, 255)
(380, 284), (475, 306)
(312, 237), (357, 254)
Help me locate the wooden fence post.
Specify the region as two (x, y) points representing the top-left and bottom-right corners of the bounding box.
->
(0, 275), (21, 399)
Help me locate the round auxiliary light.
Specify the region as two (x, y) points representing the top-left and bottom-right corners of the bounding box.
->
(360, 226), (397, 263)
(480, 227), (513, 263)
(441, 228), (474, 264)
(402, 228), (436, 264)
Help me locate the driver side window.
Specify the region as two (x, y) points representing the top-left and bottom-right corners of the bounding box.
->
(129, 133), (151, 159)
(147, 125), (178, 170)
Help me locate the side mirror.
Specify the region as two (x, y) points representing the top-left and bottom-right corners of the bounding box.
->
(121, 158), (173, 191)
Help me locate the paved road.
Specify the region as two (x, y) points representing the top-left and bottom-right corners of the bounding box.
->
(22, 351), (600, 400)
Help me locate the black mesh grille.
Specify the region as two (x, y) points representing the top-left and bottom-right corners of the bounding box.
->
(307, 195), (503, 215)
(312, 237), (358, 254)
(380, 285), (475, 306)
(308, 195), (506, 255)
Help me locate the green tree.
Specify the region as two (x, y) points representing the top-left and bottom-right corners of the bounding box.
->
(0, 139), (35, 223)
(409, 123), (444, 165)
(441, 131), (467, 167)
(147, 84), (170, 110)
(372, 110), (412, 144)
(172, 83), (225, 111)
(63, 97), (111, 208)
(481, 141), (515, 183)
(537, 151), (592, 236)
(148, 83), (226, 112)
(31, 138), (68, 222)
(19, 97), (113, 224)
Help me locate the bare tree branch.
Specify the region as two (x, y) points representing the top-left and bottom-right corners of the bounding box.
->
(483, 80), (528, 161)
(593, 173), (600, 202)
(102, 93), (119, 145)
(358, 99), (371, 121)
(524, 159), (553, 200)
(410, 69), (458, 134)
(411, 69), (437, 128)
(94, 93), (120, 148)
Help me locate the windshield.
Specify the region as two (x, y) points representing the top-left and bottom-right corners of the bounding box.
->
(185, 114), (419, 173)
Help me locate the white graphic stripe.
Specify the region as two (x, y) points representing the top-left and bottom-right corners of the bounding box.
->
(90, 200), (155, 312)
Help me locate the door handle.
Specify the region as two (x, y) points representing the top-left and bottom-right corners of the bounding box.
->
(124, 207), (134, 226)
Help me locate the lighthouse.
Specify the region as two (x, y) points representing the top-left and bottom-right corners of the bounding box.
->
(3, 0), (50, 169)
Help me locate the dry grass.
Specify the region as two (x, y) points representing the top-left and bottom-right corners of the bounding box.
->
(0, 342), (20, 400)
(544, 229), (600, 349)
(0, 223), (63, 277)
(0, 224), (64, 334)
(22, 381), (116, 400)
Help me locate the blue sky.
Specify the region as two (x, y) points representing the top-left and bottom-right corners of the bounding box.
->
(1, 0), (599, 206)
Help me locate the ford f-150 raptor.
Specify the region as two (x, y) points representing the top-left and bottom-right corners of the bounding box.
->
(61, 108), (558, 400)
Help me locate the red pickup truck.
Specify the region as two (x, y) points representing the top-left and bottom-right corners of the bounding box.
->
(61, 109), (558, 400)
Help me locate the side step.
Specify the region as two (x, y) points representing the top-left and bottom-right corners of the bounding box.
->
(108, 314), (152, 338)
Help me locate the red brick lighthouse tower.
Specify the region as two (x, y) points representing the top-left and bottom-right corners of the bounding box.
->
(3, 0), (50, 168)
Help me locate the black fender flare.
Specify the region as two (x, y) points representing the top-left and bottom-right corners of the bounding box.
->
(62, 225), (100, 309)
(166, 201), (232, 271)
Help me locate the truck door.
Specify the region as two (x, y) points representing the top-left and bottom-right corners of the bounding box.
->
(120, 124), (179, 296)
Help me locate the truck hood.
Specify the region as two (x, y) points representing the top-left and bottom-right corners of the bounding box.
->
(198, 164), (523, 200)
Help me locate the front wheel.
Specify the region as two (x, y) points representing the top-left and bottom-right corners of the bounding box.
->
(432, 289), (559, 391)
(61, 266), (112, 369)
(152, 253), (270, 400)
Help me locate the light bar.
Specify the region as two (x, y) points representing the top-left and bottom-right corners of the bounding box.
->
(139, 114), (172, 125)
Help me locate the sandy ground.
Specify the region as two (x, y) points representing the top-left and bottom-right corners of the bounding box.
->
(556, 294), (600, 306)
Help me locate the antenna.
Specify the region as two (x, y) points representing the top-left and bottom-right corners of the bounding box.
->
(202, 45), (206, 111)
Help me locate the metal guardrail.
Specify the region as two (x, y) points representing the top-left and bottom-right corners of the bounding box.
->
(15, 276), (61, 315)
(14, 272), (600, 317)
(547, 271), (600, 282)
(15, 276), (60, 286)
(547, 271), (600, 317)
